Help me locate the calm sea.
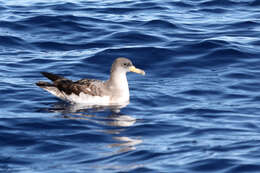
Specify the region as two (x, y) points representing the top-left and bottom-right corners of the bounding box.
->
(1, 0), (260, 172)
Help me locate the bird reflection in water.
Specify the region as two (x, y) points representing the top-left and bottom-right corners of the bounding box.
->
(47, 101), (143, 153)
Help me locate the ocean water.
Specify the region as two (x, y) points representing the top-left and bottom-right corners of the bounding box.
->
(1, 0), (260, 172)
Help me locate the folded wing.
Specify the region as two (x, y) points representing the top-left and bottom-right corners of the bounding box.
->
(36, 72), (104, 100)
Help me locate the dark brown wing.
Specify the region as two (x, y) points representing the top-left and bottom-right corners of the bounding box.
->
(54, 78), (78, 95)
(38, 72), (104, 96)
(41, 72), (66, 81)
(74, 79), (104, 96)
(53, 78), (103, 96)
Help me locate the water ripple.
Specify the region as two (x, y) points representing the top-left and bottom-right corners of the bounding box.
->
(1, 0), (260, 173)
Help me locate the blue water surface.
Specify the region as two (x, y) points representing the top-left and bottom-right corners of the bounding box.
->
(1, 0), (260, 172)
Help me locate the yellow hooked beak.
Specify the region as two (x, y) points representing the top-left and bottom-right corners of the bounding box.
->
(129, 66), (145, 75)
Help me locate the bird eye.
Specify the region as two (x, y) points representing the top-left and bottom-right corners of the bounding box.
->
(123, 63), (128, 66)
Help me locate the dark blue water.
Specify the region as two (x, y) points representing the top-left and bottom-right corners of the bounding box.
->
(1, 0), (260, 172)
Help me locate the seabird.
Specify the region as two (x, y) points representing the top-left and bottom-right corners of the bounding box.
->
(36, 58), (145, 105)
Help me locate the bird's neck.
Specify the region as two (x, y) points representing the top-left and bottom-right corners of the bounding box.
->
(107, 70), (129, 98)
(109, 71), (129, 90)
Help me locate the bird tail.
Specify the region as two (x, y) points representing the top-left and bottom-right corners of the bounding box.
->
(40, 72), (64, 82)
(36, 72), (69, 101)
(35, 81), (66, 100)
(35, 81), (54, 88)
